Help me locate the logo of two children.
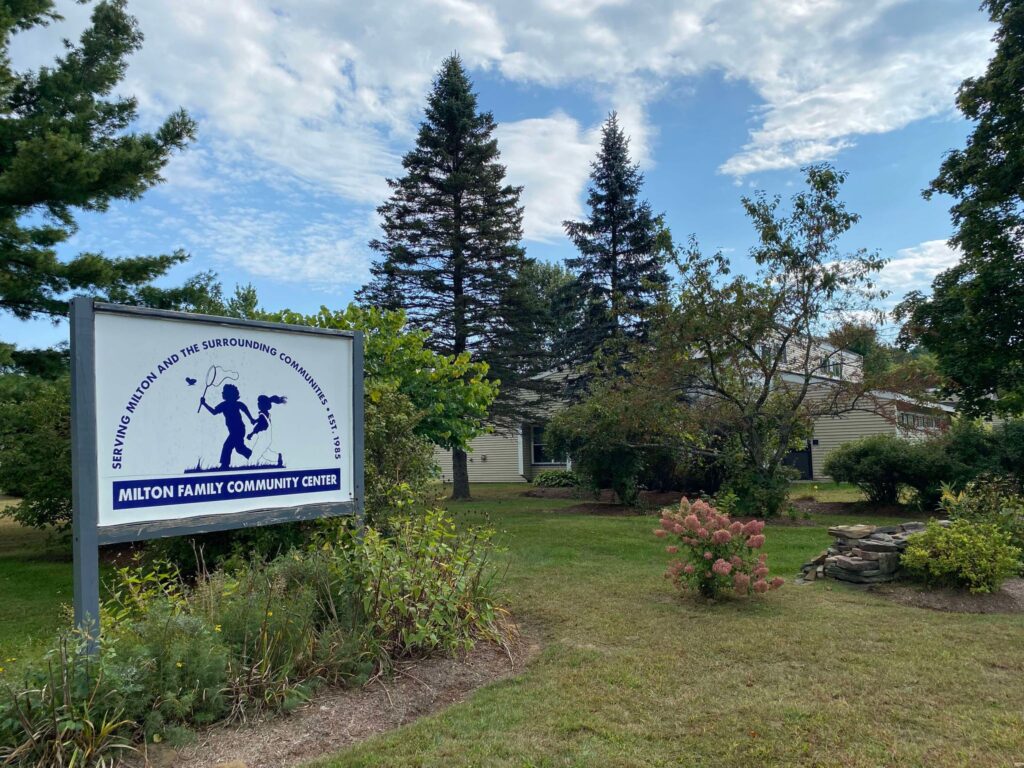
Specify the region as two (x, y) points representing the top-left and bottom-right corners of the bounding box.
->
(199, 384), (286, 469)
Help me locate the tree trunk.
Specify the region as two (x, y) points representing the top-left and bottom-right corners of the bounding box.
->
(450, 447), (471, 500)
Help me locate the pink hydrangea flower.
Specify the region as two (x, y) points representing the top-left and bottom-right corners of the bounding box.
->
(747, 534), (766, 549)
(703, 551), (714, 560)
(712, 558), (733, 576)
(653, 528), (667, 538)
(683, 564), (695, 574)
(753, 579), (769, 593)
(729, 521), (744, 535)
(770, 577), (785, 590)
(683, 514), (700, 531)
(697, 527), (709, 539)
(666, 546), (679, 554)
(754, 565), (769, 578)
(733, 572), (751, 593)
(730, 555), (743, 567)
(711, 529), (732, 545)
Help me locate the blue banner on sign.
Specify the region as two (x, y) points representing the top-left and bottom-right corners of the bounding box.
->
(112, 468), (341, 510)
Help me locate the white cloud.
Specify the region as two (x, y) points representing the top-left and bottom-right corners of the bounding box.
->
(8, 0), (994, 288)
(878, 239), (960, 297)
(497, 112), (597, 240)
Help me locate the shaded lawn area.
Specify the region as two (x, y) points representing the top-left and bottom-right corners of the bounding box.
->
(314, 484), (1024, 768)
(0, 507), (75, 661)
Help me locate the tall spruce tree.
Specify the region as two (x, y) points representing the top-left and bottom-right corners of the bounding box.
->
(561, 113), (670, 383)
(896, 0), (1024, 416)
(0, 0), (197, 322)
(358, 55), (534, 500)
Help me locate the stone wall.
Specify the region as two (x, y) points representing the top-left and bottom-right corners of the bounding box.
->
(800, 522), (934, 584)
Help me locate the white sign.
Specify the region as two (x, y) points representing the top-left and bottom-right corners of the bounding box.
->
(92, 310), (354, 529)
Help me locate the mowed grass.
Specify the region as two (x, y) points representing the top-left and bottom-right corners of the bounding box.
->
(0, 501), (74, 660)
(313, 484), (1024, 768)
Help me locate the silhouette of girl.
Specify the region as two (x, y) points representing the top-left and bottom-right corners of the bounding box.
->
(247, 394), (287, 466)
(200, 383), (256, 469)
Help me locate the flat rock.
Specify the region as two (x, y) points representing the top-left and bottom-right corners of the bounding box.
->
(857, 540), (900, 553)
(899, 521), (927, 533)
(831, 556), (877, 572)
(828, 524), (876, 540)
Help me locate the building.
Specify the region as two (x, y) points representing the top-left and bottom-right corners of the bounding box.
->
(434, 346), (954, 484)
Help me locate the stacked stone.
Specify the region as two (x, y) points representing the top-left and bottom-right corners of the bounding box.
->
(800, 522), (929, 584)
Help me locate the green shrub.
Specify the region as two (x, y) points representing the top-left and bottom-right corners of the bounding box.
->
(0, 376), (72, 531)
(532, 470), (580, 488)
(901, 520), (1021, 593)
(824, 433), (960, 508)
(325, 510), (503, 666)
(0, 634), (139, 767)
(824, 434), (909, 505)
(939, 476), (1024, 554)
(721, 466), (793, 518)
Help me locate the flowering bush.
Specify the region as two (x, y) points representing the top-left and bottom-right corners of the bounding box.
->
(654, 497), (783, 599)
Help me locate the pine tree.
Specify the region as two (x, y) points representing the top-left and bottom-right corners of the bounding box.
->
(561, 113), (670, 382)
(897, 0), (1024, 416)
(0, 0), (197, 321)
(358, 55), (534, 499)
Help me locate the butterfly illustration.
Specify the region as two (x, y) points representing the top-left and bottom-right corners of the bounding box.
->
(186, 377), (197, 386)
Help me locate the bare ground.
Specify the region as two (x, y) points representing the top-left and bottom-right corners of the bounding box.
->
(138, 636), (538, 768)
(870, 577), (1024, 614)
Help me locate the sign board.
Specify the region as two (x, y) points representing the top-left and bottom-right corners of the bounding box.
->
(70, 299), (364, 638)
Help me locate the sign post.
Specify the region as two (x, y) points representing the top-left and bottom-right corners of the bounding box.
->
(69, 299), (363, 645)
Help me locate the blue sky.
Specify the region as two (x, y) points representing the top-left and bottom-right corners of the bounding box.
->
(3, 0), (993, 349)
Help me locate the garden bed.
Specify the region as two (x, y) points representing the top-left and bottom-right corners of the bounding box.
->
(140, 637), (535, 768)
(870, 578), (1024, 615)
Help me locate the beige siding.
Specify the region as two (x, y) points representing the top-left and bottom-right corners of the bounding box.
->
(810, 407), (895, 480)
(433, 430), (526, 484)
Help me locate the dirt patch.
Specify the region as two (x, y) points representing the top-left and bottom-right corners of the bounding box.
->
(870, 578), (1024, 614)
(140, 636), (537, 768)
(790, 499), (909, 517)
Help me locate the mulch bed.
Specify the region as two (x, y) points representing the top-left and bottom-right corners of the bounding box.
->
(140, 633), (537, 768)
(790, 499), (908, 517)
(869, 578), (1024, 615)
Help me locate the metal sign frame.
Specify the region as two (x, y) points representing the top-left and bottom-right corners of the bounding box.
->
(70, 298), (364, 640)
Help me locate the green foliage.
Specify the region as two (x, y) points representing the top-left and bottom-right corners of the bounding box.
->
(721, 465), (794, 518)
(824, 434), (942, 507)
(532, 470), (580, 488)
(0, 0), (197, 322)
(825, 423), (1024, 511)
(545, 382), (660, 506)
(939, 477), (1024, 555)
(631, 165), (915, 516)
(897, 1), (1024, 417)
(272, 304), (496, 452)
(561, 112), (671, 375)
(901, 520), (1021, 594)
(362, 382), (439, 525)
(0, 635), (138, 767)
(323, 511), (503, 666)
(0, 376), (72, 530)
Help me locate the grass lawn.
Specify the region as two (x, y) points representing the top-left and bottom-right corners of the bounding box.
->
(313, 484), (1024, 768)
(788, 480), (865, 503)
(0, 501), (75, 661)
(2, 487), (1022, 766)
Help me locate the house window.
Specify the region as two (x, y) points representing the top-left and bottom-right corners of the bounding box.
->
(899, 411), (941, 430)
(531, 425), (561, 465)
(820, 355), (842, 378)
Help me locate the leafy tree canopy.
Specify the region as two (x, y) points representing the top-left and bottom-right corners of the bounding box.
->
(897, 0), (1024, 416)
(0, 0), (196, 322)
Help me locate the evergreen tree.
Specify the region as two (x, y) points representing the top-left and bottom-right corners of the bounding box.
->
(561, 112), (670, 382)
(358, 55), (534, 499)
(0, 0), (196, 322)
(897, 0), (1024, 416)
